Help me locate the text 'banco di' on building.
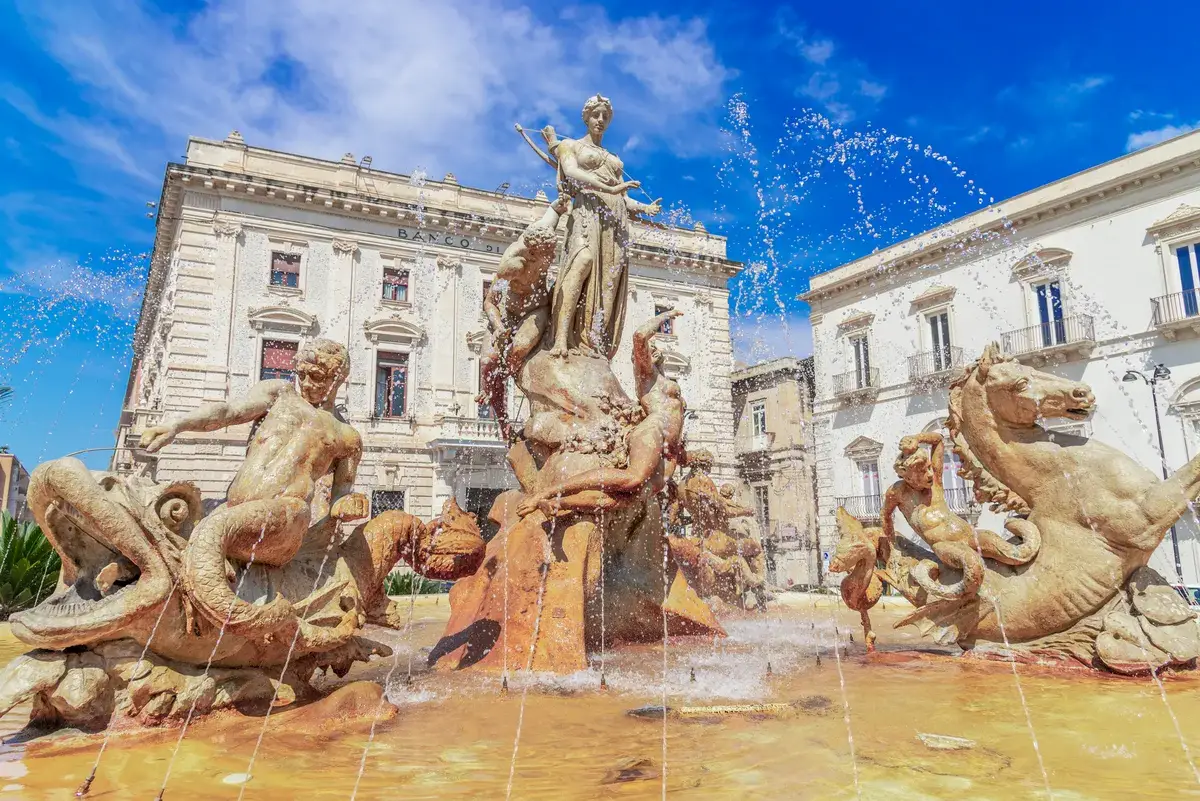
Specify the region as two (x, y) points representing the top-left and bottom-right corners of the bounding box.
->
(803, 128), (1200, 586)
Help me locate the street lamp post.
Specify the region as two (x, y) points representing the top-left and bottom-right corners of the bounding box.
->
(1123, 364), (1184, 584)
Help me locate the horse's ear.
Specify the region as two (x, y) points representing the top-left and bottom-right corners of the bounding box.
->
(977, 341), (1003, 379)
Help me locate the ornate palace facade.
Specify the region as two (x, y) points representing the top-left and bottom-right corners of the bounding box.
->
(112, 133), (741, 528)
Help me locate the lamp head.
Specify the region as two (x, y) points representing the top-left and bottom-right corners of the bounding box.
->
(1153, 364), (1172, 382)
(1122, 371), (1140, 384)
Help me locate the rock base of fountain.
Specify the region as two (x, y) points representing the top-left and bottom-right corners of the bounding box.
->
(0, 640), (316, 731)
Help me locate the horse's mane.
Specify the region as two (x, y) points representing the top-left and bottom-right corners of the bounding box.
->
(946, 343), (1031, 516)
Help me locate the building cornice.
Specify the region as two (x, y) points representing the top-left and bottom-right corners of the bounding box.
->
(801, 129), (1200, 304)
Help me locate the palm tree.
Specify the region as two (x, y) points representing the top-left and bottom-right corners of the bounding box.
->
(0, 512), (61, 620)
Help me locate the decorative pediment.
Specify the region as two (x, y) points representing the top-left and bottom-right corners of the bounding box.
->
(1012, 247), (1072, 279)
(466, 329), (489, 353)
(909, 285), (956, 311)
(1171, 377), (1200, 419)
(364, 316), (424, 345)
(1149, 204), (1200, 238)
(658, 348), (691, 377)
(247, 305), (318, 335)
(843, 436), (883, 460)
(921, 417), (949, 434)
(837, 310), (874, 334)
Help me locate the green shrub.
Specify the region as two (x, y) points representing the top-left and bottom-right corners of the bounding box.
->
(0, 512), (61, 620)
(383, 571), (445, 596)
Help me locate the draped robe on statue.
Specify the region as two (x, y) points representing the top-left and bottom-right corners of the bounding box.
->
(555, 141), (631, 358)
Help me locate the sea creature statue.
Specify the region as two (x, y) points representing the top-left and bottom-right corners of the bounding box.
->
(0, 458), (484, 730)
(666, 455), (771, 609)
(0, 339), (486, 730)
(829, 508), (932, 652)
(897, 343), (1200, 673)
(138, 338), (370, 650)
(883, 432), (1039, 600)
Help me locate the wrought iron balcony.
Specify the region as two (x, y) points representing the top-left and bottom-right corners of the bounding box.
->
(836, 494), (882, 523)
(908, 346), (965, 384)
(1152, 290), (1200, 339)
(1000, 314), (1095, 363)
(832, 368), (880, 402)
(942, 486), (980, 516)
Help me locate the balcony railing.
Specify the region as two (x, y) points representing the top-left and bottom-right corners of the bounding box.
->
(832, 368), (880, 399)
(942, 486), (980, 516)
(836, 494), (882, 522)
(1152, 290), (1200, 334)
(436, 416), (503, 442)
(908, 346), (965, 383)
(838, 488), (977, 525)
(1000, 314), (1094, 360)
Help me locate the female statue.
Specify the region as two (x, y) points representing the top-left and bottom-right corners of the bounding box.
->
(882, 433), (1039, 599)
(543, 95), (662, 359)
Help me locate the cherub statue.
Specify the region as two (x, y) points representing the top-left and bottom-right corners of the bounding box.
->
(516, 308), (685, 517)
(477, 195), (569, 437)
(140, 339), (368, 643)
(883, 432), (1039, 599)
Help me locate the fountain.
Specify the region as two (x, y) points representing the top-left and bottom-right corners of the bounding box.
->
(6, 89), (1200, 801)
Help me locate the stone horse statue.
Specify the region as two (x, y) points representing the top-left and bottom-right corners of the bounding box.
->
(898, 343), (1200, 674)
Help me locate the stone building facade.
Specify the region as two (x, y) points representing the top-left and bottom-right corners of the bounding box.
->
(0, 451), (31, 521)
(112, 133), (742, 526)
(730, 357), (819, 588)
(802, 128), (1200, 585)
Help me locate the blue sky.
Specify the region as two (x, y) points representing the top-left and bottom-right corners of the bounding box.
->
(2, 0), (1198, 467)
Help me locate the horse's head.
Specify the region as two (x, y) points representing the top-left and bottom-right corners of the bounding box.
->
(974, 343), (1095, 428)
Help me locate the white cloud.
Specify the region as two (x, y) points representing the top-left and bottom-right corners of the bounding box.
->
(730, 311), (813, 366)
(801, 39), (835, 66)
(857, 80), (887, 101)
(1068, 75), (1109, 94)
(774, 11), (885, 125)
(1126, 122), (1199, 152)
(11, 0), (732, 189)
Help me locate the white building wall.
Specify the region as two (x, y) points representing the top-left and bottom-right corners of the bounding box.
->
(807, 132), (1200, 585)
(113, 135), (741, 521)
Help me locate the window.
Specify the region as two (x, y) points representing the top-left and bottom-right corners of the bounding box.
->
(372, 489), (405, 514)
(858, 460), (881, 498)
(1175, 242), (1200, 317)
(850, 335), (871, 389)
(751, 400), (767, 437)
(927, 311), (952, 371)
(382, 268), (409, 302)
(655, 305), (674, 335)
(375, 352), (408, 418)
(270, 251), (301, 288)
(1033, 280), (1065, 347)
(260, 339), (298, 381)
(753, 484), (771, 534)
(942, 441), (968, 493)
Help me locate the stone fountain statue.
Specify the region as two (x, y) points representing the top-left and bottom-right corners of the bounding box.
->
(433, 96), (721, 673)
(0, 340), (486, 730)
(832, 342), (1200, 674)
(666, 452), (772, 610)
